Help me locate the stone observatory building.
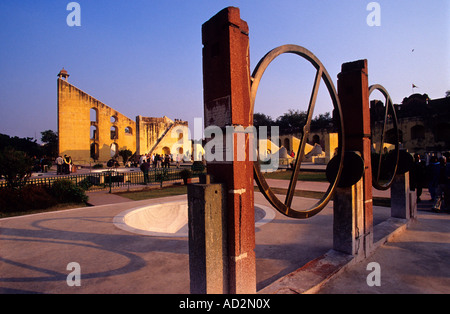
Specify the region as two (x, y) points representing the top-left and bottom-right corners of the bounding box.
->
(57, 68), (189, 163)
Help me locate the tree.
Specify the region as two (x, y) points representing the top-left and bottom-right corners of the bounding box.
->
(275, 109), (307, 135)
(41, 130), (58, 158)
(311, 112), (333, 130)
(445, 90), (450, 98)
(118, 149), (133, 165)
(253, 112), (275, 137)
(253, 113), (275, 128)
(0, 147), (33, 188)
(0, 133), (42, 157)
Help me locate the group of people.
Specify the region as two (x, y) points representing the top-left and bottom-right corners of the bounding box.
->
(32, 155), (51, 173)
(55, 154), (74, 175)
(138, 153), (181, 169)
(137, 153), (182, 184)
(411, 153), (450, 213)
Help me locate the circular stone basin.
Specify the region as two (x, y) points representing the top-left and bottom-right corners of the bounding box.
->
(113, 200), (275, 237)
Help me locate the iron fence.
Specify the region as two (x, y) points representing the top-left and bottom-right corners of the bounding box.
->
(0, 167), (206, 191)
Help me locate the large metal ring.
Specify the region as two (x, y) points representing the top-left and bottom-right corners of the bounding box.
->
(369, 84), (400, 190)
(251, 45), (345, 219)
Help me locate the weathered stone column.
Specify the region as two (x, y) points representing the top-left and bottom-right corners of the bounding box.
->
(188, 183), (228, 294)
(334, 60), (374, 258)
(333, 180), (365, 256)
(201, 7), (256, 294)
(391, 173), (413, 219)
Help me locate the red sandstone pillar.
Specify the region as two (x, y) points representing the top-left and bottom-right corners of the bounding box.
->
(201, 7), (256, 294)
(337, 60), (374, 256)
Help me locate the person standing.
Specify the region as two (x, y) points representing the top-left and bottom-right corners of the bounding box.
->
(428, 156), (440, 202)
(433, 157), (448, 212)
(140, 159), (150, 184)
(63, 155), (72, 175)
(156, 154), (161, 168)
(55, 155), (64, 175)
(410, 153), (426, 203)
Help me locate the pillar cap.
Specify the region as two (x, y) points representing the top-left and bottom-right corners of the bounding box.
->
(341, 60), (367, 73)
(58, 68), (70, 78)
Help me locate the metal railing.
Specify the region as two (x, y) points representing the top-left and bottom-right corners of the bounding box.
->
(0, 167), (206, 192)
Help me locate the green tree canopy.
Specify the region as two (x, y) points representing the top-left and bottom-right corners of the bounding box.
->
(0, 147), (33, 188)
(0, 133), (42, 157)
(118, 149), (133, 165)
(41, 130), (58, 158)
(254, 110), (333, 135)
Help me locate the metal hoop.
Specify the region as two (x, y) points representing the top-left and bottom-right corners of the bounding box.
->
(251, 45), (345, 219)
(369, 84), (400, 190)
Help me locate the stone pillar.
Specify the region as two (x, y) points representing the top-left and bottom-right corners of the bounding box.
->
(201, 7), (256, 294)
(188, 184), (228, 294)
(333, 180), (365, 256)
(391, 173), (413, 219)
(334, 60), (374, 257)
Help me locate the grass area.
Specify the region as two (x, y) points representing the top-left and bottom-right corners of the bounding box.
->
(116, 185), (188, 201)
(263, 170), (328, 182)
(0, 203), (88, 219)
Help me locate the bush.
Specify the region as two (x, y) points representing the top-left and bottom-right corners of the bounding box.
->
(21, 185), (58, 210)
(92, 163), (104, 169)
(0, 148), (33, 188)
(78, 177), (94, 190)
(180, 169), (193, 179)
(49, 179), (88, 204)
(0, 180), (88, 215)
(180, 169), (192, 185)
(0, 188), (21, 212)
(0, 185), (57, 212)
(191, 161), (205, 172)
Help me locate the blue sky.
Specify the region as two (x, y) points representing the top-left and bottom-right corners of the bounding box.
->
(0, 0), (448, 141)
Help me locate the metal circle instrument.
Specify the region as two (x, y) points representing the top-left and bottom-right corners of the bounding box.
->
(251, 45), (345, 219)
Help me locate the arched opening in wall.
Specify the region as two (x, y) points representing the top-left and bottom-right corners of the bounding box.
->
(110, 143), (119, 158)
(90, 125), (98, 140)
(411, 125), (425, 140)
(312, 135), (320, 145)
(177, 147), (184, 154)
(385, 129), (403, 145)
(90, 108), (98, 122)
(283, 138), (290, 150)
(90, 143), (99, 161)
(110, 126), (118, 140)
(125, 126), (133, 135)
(111, 115), (118, 123)
(162, 147), (171, 155)
(435, 123), (450, 142)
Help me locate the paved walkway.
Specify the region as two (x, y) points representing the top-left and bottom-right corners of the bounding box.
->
(317, 204), (450, 294)
(0, 180), (449, 294)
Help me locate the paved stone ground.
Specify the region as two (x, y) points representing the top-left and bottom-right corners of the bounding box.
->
(0, 180), (448, 294)
(317, 201), (450, 294)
